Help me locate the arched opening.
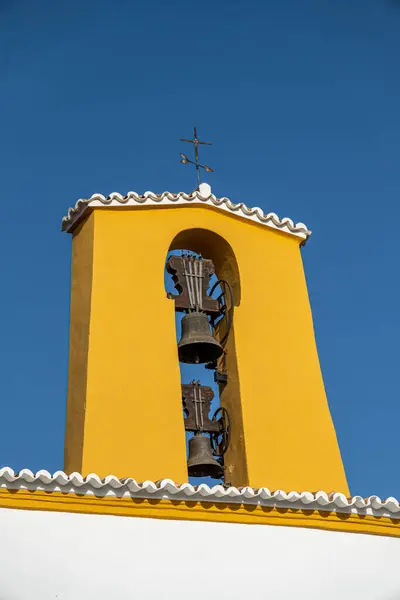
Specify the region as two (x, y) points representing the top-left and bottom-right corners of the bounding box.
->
(164, 228), (248, 487)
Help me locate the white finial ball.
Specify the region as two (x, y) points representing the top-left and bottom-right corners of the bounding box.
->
(198, 182), (212, 198)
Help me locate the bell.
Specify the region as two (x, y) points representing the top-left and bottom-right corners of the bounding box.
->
(187, 433), (223, 479)
(178, 311), (223, 364)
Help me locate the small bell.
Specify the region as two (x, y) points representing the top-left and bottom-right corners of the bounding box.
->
(178, 311), (223, 364)
(187, 433), (223, 479)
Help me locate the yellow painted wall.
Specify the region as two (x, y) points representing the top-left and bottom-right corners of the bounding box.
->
(64, 216), (94, 473)
(65, 204), (349, 494)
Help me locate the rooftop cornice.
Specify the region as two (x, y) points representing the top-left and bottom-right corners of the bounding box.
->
(1, 467), (399, 519)
(61, 183), (311, 243)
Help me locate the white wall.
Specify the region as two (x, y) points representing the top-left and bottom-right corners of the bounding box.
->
(1, 507), (400, 599)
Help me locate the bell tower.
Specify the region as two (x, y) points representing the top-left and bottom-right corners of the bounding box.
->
(63, 183), (349, 494)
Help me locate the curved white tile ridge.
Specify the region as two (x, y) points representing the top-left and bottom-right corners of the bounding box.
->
(1, 467), (399, 518)
(61, 182), (312, 242)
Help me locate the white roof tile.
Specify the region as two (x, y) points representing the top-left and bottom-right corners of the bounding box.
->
(1, 467), (398, 518)
(61, 182), (311, 242)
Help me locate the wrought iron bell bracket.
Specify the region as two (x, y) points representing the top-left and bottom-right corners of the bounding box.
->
(181, 381), (231, 455)
(205, 350), (228, 385)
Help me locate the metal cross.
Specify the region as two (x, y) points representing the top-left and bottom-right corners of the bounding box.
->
(180, 126), (213, 188)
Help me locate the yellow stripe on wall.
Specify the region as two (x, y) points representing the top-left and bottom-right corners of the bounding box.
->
(0, 488), (399, 538)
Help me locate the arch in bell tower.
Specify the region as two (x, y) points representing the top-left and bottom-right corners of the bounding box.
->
(165, 227), (247, 486)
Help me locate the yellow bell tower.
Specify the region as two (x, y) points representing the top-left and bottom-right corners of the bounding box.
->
(63, 182), (349, 495)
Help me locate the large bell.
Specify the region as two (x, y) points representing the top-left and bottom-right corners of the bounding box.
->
(187, 433), (223, 479)
(178, 311), (223, 364)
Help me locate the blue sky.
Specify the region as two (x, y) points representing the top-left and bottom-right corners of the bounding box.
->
(0, 0), (399, 498)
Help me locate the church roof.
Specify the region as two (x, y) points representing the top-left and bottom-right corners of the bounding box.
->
(1, 467), (399, 519)
(61, 182), (312, 242)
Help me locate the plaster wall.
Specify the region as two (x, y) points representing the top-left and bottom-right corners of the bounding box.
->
(1, 507), (399, 599)
(65, 205), (348, 493)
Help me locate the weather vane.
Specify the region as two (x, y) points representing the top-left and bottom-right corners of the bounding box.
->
(180, 126), (213, 189)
